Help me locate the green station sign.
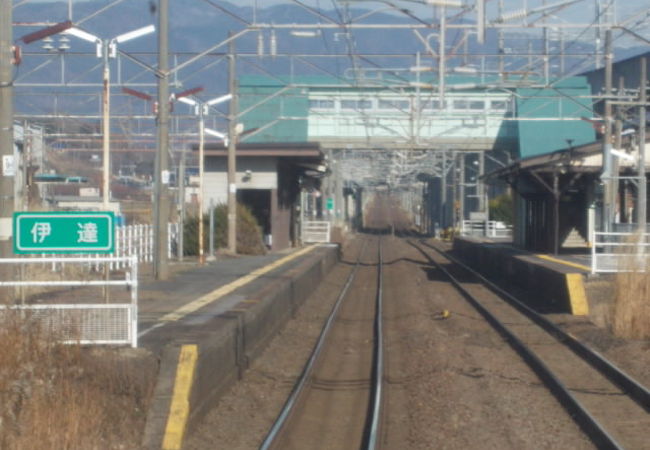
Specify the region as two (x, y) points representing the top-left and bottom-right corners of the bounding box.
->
(13, 211), (115, 254)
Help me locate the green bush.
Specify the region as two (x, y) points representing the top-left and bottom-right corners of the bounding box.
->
(183, 203), (267, 256)
(489, 193), (513, 225)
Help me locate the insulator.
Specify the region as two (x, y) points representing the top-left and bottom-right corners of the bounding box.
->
(257, 32), (264, 56)
(270, 31), (277, 57)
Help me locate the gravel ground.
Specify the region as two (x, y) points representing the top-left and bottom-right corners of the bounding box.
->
(379, 236), (591, 450)
(185, 238), (362, 450)
(184, 235), (649, 449)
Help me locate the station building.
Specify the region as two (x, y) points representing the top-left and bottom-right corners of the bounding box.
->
(486, 53), (649, 253)
(200, 72), (601, 250)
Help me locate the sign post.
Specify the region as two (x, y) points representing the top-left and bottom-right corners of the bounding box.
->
(13, 212), (115, 254)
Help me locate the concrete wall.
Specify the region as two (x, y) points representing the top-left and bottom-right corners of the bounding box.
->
(453, 237), (576, 313)
(204, 156), (278, 209)
(142, 245), (339, 449)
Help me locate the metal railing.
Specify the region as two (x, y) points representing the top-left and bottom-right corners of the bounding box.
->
(302, 221), (331, 243)
(461, 220), (512, 239)
(0, 256), (139, 347)
(112, 223), (179, 269)
(591, 231), (650, 273)
(39, 223), (179, 271)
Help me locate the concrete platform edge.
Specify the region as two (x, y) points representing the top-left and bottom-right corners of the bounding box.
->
(142, 245), (340, 449)
(452, 238), (586, 314)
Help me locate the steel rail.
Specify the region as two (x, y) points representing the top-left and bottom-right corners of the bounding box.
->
(419, 239), (650, 413)
(260, 236), (380, 449)
(363, 236), (384, 449)
(409, 240), (623, 450)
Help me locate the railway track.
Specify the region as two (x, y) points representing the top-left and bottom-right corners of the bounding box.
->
(412, 238), (650, 450)
(260, 235), (385, 450)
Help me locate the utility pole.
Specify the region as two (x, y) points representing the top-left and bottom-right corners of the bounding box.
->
(602, 28), (613, 232)
(478, 151), (486, 217)
(440, 151), (447, 229)
(153, 0), (170, 279)
(0, 0), (14, 260)
(101, 42), (110, 209)
(638, 57), (647, 232)
(613, 76), (624, 221)
(198, 112), (205, 263)
(559, 28), (565, 75)
(438, 6), (446, 105)
(178, 146), (185, 262)
(498, 0), (504, 76)
(459, 152), (465, 225)
(542, 0), (549, 83)
(227, 35), (238, 254)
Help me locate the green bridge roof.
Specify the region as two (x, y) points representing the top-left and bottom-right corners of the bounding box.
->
(238, 75), (596, 158)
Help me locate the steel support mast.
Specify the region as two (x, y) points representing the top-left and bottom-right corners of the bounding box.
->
(227, 36), (237, 254)
(153, 0), (170, 279)
(0, 0), (14, 261)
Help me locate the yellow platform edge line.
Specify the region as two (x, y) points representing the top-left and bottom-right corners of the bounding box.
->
(565, 273), (589, 316)
(162, 344), (199, 450)
(160, 245), (317, 322)
(536, 254), (591, 272)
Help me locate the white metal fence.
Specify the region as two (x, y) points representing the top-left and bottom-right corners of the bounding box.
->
(461, 220), (512, 239)
(111, 223), (179, 269)
(302, 221), (331, 243)
(591, 231), (650, 273)
(43, 223), (178, 271)
(0, 256), (139, 347)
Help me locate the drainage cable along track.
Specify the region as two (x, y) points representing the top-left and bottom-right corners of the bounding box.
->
(411, 239), (650, 450)
(261, 236), (385, 449)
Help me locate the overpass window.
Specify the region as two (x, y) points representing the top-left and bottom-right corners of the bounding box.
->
(490, 100), (508, 111)
(453, 99), (485, 111)
(469, 100), (485, 110)
(422, 99), (443, 110)
(309, 99), (335, 110)
(378, 99), (410, 110)
(358, 99), (372, 109)
(341, 99), (373, 110)
(453, 99), (469, 110)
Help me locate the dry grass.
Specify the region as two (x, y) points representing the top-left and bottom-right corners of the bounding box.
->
(612, 236), (650, 339)
(0, 312), (157, 449)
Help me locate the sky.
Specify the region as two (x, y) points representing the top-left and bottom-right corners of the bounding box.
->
(19, 0), (646, 21)
(15, 0), (648, 47)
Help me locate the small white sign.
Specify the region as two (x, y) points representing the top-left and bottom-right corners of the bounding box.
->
(162, 170), (171, 185)
(3, 155), (15, 176)
(229, 183), (237, 194)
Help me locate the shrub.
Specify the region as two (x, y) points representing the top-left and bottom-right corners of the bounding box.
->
(183, 203), (266, 256)
(489, 193), (513, 225)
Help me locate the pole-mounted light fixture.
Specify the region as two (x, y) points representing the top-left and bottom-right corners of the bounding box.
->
(290, 30), (321, 38)
(204, 128), (227, 141)
(64, 24), (155, 209)
(63, 27), (98, 44)
(425, 0), (462, 7)
(114, 25), (156, 44)
(178, 92), (231, 263)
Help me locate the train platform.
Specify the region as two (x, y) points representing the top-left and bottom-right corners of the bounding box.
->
(138, 243), (340, 449)
(137, 244), (339, 353)
(456, 236), (592, 273)
(451, 236), (607, 317)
